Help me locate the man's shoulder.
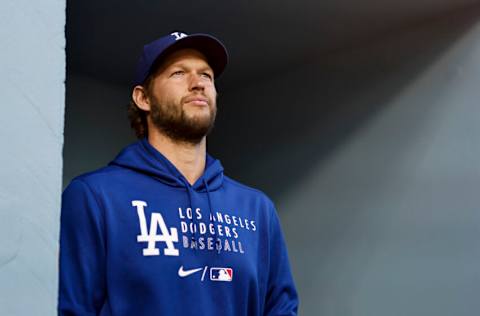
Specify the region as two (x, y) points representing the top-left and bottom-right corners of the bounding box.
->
(223, 176), (274, 205)
(66, 165), (126, 191)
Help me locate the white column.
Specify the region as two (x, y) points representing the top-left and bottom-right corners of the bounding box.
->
(0, 0), (65, 314)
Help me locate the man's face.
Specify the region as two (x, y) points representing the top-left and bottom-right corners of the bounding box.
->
(146, 48), (217, 144)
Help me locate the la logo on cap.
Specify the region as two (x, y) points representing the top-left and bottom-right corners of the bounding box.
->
(171, 32), (187, 40)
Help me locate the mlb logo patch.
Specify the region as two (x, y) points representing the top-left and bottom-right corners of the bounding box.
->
(210, 267), (233, 282)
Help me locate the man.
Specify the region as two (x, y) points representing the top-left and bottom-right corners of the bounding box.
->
(59, 31), (298, 316)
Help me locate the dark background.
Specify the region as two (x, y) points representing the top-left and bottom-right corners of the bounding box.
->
(65, 1), (480, 315)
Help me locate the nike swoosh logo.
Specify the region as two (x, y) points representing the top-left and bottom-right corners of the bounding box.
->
(178, 265), (203, 277)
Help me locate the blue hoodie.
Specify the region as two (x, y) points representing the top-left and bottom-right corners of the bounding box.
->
(59, 138), (298, 316)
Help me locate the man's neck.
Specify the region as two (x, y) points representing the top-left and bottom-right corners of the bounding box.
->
(147, 130), (206, 186)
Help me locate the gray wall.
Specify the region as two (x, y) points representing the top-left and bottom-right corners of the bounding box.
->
(226, 12), (480, 316)
(0, 0), (65, 315)
(64, 8), (480, 316)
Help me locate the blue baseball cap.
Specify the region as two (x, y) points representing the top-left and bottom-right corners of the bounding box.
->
(133, 31), (228, 86)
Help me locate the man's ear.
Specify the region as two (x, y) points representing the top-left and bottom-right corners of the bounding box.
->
(132, 85), (151, 111)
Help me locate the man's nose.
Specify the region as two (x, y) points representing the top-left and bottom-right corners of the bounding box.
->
(189, 74), (205, 91)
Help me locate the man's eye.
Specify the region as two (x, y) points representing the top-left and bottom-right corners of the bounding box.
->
(171, 71), (184, 77)
(201, 73), (213, 80)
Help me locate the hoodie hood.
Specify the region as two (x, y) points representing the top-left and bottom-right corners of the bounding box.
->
(109, 138), (224, 192)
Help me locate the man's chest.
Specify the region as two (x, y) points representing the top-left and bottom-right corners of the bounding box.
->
(100, 193), (267, 291)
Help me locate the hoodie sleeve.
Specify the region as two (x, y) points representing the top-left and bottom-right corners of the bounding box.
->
(58, 179), (107, 315)
(264, 204), (299, 316)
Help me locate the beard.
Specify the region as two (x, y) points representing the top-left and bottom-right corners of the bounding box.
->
(149, 94), (217, 145)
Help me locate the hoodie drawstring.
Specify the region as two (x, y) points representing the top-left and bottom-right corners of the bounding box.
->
(180, 177), (220, 254)
(203, 179), (213, 223)
(181, 179), (199, 249)
(203, 179), (221, 254)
